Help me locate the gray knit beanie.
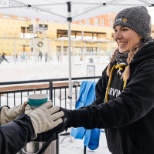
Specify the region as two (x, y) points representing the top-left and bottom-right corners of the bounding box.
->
(113, 6), (151, 40)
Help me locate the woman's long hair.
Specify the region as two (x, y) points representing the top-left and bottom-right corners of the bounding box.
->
(106, 44), (141, 81)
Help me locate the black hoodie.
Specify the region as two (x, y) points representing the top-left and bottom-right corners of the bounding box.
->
(0, 113), (35, 154)
(69, 41), (154, 154)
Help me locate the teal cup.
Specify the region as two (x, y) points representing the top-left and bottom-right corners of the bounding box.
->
(27, 94), (48, 107)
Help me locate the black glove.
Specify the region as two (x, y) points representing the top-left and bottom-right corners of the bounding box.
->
(60, 107), (73, 129)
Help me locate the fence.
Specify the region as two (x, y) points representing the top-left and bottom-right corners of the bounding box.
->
(0, 76), (100, 108)
(0, 76), (100, 154)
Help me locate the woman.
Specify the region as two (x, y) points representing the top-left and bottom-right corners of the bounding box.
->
(57, 6), (154, 154)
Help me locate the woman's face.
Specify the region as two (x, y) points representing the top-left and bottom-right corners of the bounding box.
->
(114, 26), (141, 53)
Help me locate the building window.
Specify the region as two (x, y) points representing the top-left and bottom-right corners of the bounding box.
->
(20, 27), (37, 38)
(94, 18), (98, 26)
(57, 29), (82, 39)
(102, 19), (105, 26)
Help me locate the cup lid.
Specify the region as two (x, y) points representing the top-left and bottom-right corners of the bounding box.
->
(28, 94), (48, 107)
(28, 94), (48, 99)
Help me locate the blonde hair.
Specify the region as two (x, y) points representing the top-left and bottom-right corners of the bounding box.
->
(122, 47), (139, 81)
(106, 46), (140, 81)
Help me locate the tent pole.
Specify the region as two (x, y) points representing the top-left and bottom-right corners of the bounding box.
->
(68, 20), (72, 109)
(14, 38), (17, 64)
(67, 2), (72, 110)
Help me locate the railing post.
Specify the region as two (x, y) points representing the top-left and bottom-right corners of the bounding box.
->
(49, 80), (53, 101)
(84, 146), (86, 154)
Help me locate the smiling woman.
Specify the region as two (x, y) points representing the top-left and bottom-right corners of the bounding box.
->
(113, 26), (141, 53)
(48, 6), (154, 154)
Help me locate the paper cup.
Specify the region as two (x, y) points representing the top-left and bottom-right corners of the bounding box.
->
(27, 94), (48, 107)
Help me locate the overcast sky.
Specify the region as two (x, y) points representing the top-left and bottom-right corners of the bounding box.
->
(148, 7), (154, 24)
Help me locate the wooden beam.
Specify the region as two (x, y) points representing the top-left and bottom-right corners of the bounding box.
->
(0, 82), (71, 93)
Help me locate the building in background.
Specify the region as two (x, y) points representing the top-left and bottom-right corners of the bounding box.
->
(0, 13), (153, 63)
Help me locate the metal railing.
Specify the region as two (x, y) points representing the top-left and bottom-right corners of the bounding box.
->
(0, 76), (100, 108)
(0, 76), (101, 154)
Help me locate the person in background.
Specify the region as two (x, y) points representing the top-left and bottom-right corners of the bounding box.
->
(0, 102), (64, 154)
(52, 6), (154, 154)
(38, 50), (43, 62)
(0, 53), (9, 64)
(45, 52), (48, 62)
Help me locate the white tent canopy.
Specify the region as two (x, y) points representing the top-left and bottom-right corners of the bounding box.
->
(0, 0), (153, 109)
(0, 0), (153, 22)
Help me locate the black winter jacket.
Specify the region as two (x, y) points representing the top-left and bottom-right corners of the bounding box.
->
(68, 41), (154, 154)
(0, 113), (35, 154)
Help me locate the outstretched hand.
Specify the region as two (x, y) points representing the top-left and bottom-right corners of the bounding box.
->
(0, 102), (27, 125)
(25, 102), (64, 138)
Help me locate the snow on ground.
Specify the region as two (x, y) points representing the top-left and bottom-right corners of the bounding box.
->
(59, 129), (111, 154)
(0, 55), (109, 82)
(0, 58), (111, 154)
